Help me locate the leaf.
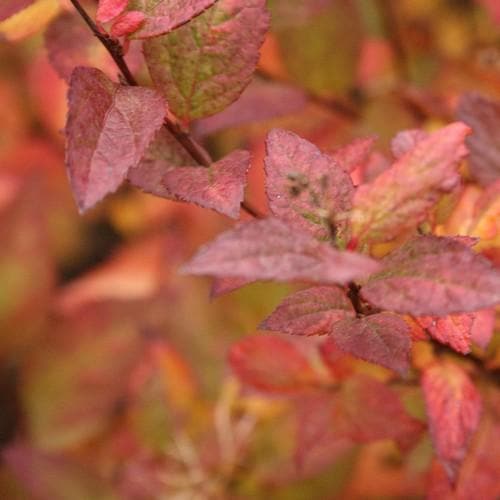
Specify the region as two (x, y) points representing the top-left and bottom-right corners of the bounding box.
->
(334, 375), (424, 450)
(361, 235), (500, 316)
(65, 67), (166, 212)
(210, 276), (255, 298)
(349, 122), (471, 244)
(264, 128), (354, 241)
(260, 286), (354, 336)
(330, 136), (377, 173)
(416, 314), (474, 354)
(228, 335), (318, 392)
(422, 361), (482, 480)
(390, 129), (429, 159)
(127, 128), (195, 197)
(143, 0), (270, 120)
(182, 218), (381, 285)
(0, 0), (35, 21)
(470, 309), (495, 349)
(161, 149), (250, 219)
(126, 0), (217, 39)
(110, 10), (146, 37)
(96, 0), (128, 23)
(330, 312), (411, 375)
(456, 92), (500, 186)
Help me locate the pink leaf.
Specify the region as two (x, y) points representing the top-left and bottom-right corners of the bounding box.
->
(210, 276), (255, 298)
(391, 128), (429, 159)
(260, 286), (354, 336)
(0, 0), (35, 22)
(330, 136), (377, 173)
(422, 361), (482, 480)
(143, 0), (270, 119)
(162, 150), (250, 219)
(470, 309), (495, 348)
(65, 67), (166, 212)
(96, 0), (128, 23)
(182, 218), (381, 285)
(129, 0), (217, 39)
(228, 335), (318, 393)
(457, 92), (500, 186)
(330, 312), (411, 375)
(110, 11), (146, 38)
(361, 235), (500, 316)
(350, 122), (471, 244)
(265, 128), (354, 241)
(416, 314), (474, 354)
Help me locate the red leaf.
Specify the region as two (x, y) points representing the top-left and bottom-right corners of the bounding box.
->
(416, 314), (474, 354)
(330, 312), (411, 375)
(476, 0), (500, 25)
(457, 92), (500, 186)
(96, 0), (128, 23)
(350, 122), (470, 244)
(361, 235), (500, 316)
(228, 335), (318, 392)
(128, 0), (217, 39)
(330, 136), (376, 173)
(334, 375), (424, 450)
(471, 309), (495, 348)
(110, 11), (146, 38)
(182, 218), (380, 285)
(422, 361), (482, 480)
(65, 67), (166, 212)
(0, 0), (34, 22)
(319, 339), (356, 380)
(260, 286), (354, 336)
(391, 128), (429, 159)
(162, 150), (250, 219)
(265, 128), (354, 241)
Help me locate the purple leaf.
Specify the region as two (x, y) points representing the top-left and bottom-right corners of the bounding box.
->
(260, 286), (354, 336)
(264, 128), (354, 241)
(391, 129), (429, 159)
(457, 92), (500, 186)
(143, 0), (270, 120)
(162, 150), (250, 219)
(182, 218), (381, 285)
(361, 235), (500, 316)
(65, 67), (166, 212)
(330, 312), (411, 375)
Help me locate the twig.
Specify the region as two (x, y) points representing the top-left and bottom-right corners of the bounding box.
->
(69, 0), (263, 218)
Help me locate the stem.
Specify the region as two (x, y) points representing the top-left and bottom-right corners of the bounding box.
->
(69, 0), (263, 218)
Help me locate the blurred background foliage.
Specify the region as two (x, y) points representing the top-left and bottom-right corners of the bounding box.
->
(0, 0), (499, 498)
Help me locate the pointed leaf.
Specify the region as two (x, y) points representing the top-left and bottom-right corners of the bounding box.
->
(422, 361), (482, 480)
(228, 335), (318, 392)
(182, 218), (381, 285)
(416, 314), (474, 354)
(350, 123), (471, 244)
(330, 312), (411, 375)
(260, 286), (354, 336)
(162, 150), (250, 219)
(143, 0), (270, 120)
(96, 0), (128, 23)
(361, 235), (500, 316)
(265, 128), (354, 241)
(110, 10), (146, 37)
(0, 0), (35, 22)
(65, 67), (166, 212)
(457, 92), (500, 186)
(330, 136), (376, 173)
(126, 0), (217, 39)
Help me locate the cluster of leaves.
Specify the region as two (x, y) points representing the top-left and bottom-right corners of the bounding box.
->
(1, 0), (500, 498)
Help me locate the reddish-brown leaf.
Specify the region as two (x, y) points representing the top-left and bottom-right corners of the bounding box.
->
(265, 128), (354, 241)
(260, 286), (354, 336)
(422, 361), (482, 480)
(416, 314), (474, 354)
(96, 0), (128, 23)
(330, 312), (411, 375)
(127, 0), (217, 39)
(350, 122), (470, 244)
(228, 335), (318, 392)
(143, 0), (269, 119)
(457, 92), (500, 185)
(361, 235), (500, 316)
(0, 0), (34, 22)
(65, 67), (166, 212)
(162, 150), (250, 219)
(182, 218), (380, 285)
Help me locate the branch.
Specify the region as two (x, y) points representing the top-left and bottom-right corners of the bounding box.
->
(69, 0), (263, 218)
